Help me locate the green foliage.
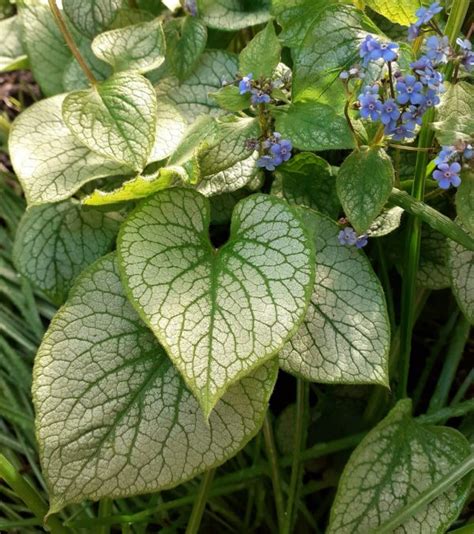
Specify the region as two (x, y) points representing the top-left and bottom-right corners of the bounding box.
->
(1, 0), (473, 531)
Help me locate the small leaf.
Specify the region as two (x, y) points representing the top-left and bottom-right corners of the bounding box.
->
(432, 82), (474, 145)
(63, 72), (157, 171)
(155, 50), (238, 123)
(275, 152), (341, 219)
(92, 17), (166, 73)
(118, 189), (315, 416)
(456, 172), (474, 236)
(327, 399), (472, 534)
(165, 17), (208, 81)
(449, 220), (474, 323)
(0, 16), (28, 72)
(364, 0), (418, 26)
(83, 167), (183, 206)
(34, 254), (278, 512)
(13, 201), (119, 304)
(239, 22), (281, 79)
(418, 226), (450, 290)
(337, 146), (394, 234)
(9, 94), (128, 205)
(63, 0), (127, 38)
(197, 0), (271, 30)
(367, 206), (404, 237)
(197, 155), (261, 196)
(274, 102), (355, 151)
(279, 209), (390, 385)
(211, 85), (251, 112)
(18, 0), (72, 96)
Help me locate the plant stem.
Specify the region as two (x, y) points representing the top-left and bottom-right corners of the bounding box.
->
(282, 379), (309, 534)
(396, 0), (470, 400)
(98, 499), (113, 534)
(374, 449), (474, 534)
(185, 469), (215, 534)
(450, 369), (474, 406)
(413, 307), (459, 408)
(390, 189), (474, 250)
(0, 454), (68, 534)
(48, 0), (96, 85)
(417, 399), (474, 425)
(262, 412), (285, 531)
(428, 315), (470, 413)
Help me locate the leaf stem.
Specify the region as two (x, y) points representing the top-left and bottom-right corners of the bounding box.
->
(450, 369), (474, 406)
(396, 0), (470, 399)
(262, 412), (285, 531)
(0, 454), (68, 534)
(427, 315), (470, 413)
(185, 469), (215, 534)
(374, 449), (474, 534)
(97, 499), (113, 534)
(390, 188), (474, 251)
(282, 379), (309, 534)
(417, 399), (474, 425)
(48, 0), (96, 85)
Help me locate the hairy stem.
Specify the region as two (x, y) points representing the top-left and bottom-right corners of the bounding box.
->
(48, 0), (96, 85)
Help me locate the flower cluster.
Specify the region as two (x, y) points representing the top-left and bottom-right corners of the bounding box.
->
(355, 33), (446, 142)
(239, 73), (273, 105)
(432, 142), (473, 189)
(338, 227), (368, 249)
(256, 132), (293, 171)
(408, 1), (442, 41)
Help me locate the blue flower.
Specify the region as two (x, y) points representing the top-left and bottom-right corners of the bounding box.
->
(425, 35), (450, 64)
(464, 144), (473, 160)
(239, 74), (253, 95)
(385, 122), (416, 141)
(359, 87), (382, 121)
(338, 228), (358, 246)
(411, 57), (444, 89)
(434, 146), (457, 165)
(396, 75), (425, 105)
(257, 155), (279, 171)
(457, 38), (474, 72)
(338, 228), (368, 248)
(433, 162), (462, 189)
(250, 89), (271, 105)
(359, 35), (398, 63)
(424, 89), (440, 107)
(415, 2), (442, 26)
(408, 24), (420, 41)
(184, 0), (197, 16)
(380, 99), (400, 125)
(401, 106), (424, 130)
(355, 235), (369, 248)
(270, 139), (292, 163)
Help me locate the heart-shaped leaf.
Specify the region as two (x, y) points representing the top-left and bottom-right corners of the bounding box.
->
(197, 0), (271, 30)
(9, 94), (128, 205)
(18, 0), (72, 96)
(118, 189), (315, 416)
(92, 17), (166, 73)
(279, 209), (390, 385)
(33, 254), (278, 513)
(0, 16), (28, 72)
(337, 146), (394, 234)
(63, 0), (127, 39)
(327, 399), (472, 534)
(63, 72), (157, 171)
(13, 201), (119, 304)
(155, 50), (238, 124)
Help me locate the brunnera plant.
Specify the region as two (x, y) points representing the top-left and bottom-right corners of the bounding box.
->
(1, 0), (473, 532)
